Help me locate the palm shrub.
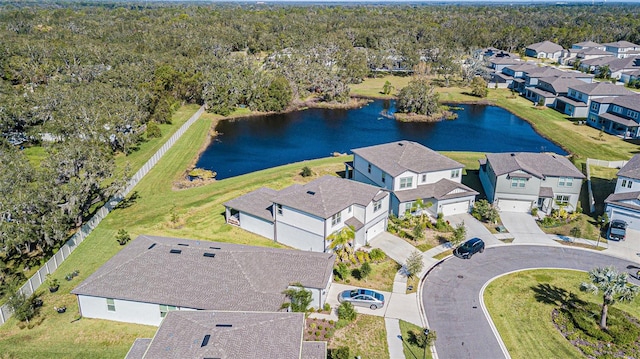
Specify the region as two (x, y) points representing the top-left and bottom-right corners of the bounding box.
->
(369, 248), (385, 262)
(337, 302), (357, 322)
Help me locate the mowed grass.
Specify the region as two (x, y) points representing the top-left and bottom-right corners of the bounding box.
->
(484, 269), (640, 359)
(331, 314), (389, 359)
(350, 75), (412, 98)
(399, 320), (433, 359)
(334, 258), (400, 292)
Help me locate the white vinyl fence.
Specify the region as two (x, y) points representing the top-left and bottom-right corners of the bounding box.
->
(585, 158), (627, 214)
(0, 105), (206, 325)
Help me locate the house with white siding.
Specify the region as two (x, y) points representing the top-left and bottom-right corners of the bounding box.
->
(125, 311), (325, 359)
(525, 41), (564, 61)
(605, 154), (640, 230)
(224, 176), (390, 252)
(603, 41), (640, 59)
(347, 140), (478, 218)
(554, 82), (633, 118)
(587, 94), (640, 138)
(71, 235), (334, 326)
(479, 152), (585, 214)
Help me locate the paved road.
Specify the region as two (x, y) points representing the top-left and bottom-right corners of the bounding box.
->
(422, 245), (640, 359)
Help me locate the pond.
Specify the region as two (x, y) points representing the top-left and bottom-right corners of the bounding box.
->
(196, 100), (567, 180)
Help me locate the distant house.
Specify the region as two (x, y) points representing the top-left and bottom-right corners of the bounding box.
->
(125, 311), (325, 359)
(572, 41), (606, 51)
(603, 41), (640, 59)
(225, 176), (390, 252)
(479, 152), (585, 214)
(555, 82), (633, 118)
(71, 235), (334, 326)
(523, 76), (585, 107)
(605, 154), (640, 230)
(515, 66), (593, 94)
(587, 94), (640, 138)
(525, 41), (564, 61)
(347, 141), (478, 217)
(493, 63), (539, 90)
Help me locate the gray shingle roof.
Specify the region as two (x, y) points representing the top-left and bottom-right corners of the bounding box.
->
(574, 41), (603, 48)
(603, 56), (640, 72)
(394, 178), (478, 203)
(525, 67), (566, 78)
(599, 112), (639, 127)
(302, 342), (328, 359)
(578, 48), (612, 56)
(224, 187), (277, 222)
(603, 41), (639, 49)
(141, 311), (315, 359)
(570, 82), (633, 96)
(617, 154), (640, 180)
(505, 63), (539, 73)
(351, 140), (463, 177)
(71, 235), (334, 311)
(604, 191), (640, 212)
(527, 40), (563, 53)
(484, 153), (585, 180)
(125, 339), (152, 359)
(538, 76), (586, 94)
(273, 176), (388, 219)
(610, 94), (640, 112)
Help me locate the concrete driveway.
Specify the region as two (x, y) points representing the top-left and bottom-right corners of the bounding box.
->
(606, 228), (640, 262)
(369, 232), (417, 264)
(446, 213), (503, 246)
(499, 211), (559, 245)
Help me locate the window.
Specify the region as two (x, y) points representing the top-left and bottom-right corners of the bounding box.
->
(421, 174), (427, 182)
(622, 179), (627, 187)
(511, 178), (526, 188)
(558, 177), (573, 187)
(591, 102), (599, 111)
(399, 177), (413, 189)
(451, 169), (460, 178)
(160, 304), (177, 318)
(367, 163), (371, 173)
(628, 180), (633, 189)
(381, 173), (386, 183)
(556, 195), (570, 205)
(612, 105), (622, 114)
(628, 110), (639, 119)
(373, 200), (382, 212)
(107, 298), (116, 312)
(348, 205), (352, 213)
(276, 204), (283, 215)
(331, 212), (341, 226)
(623, 179), (633, 188)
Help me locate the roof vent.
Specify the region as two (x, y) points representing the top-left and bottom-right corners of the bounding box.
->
(307, 191), (315, 195)
(209, 246), (221, 250)
(510, 153), (515, 156)
(215, 324), (232, 328)
(201, 334), (211, 347)
(148, 243), (157, 250)
(398, 143), (404, 146)
(177, 243), (189, 247)
(203, 252), (216, 258)
(169, 249), (182, 254)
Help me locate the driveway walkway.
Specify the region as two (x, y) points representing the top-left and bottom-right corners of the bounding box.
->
(499, 211), (559, 245)
(369, 232), (418, 264)
(446, 213), (503, 246)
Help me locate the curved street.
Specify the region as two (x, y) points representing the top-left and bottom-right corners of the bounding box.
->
(422, 245), (640, 359)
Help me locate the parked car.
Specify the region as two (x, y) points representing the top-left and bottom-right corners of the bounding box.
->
(338, 288), (385, 310)
(453, 238), (485, 259)
(607, 220), (627, 241)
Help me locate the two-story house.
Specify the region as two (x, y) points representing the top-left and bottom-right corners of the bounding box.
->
(492, 63), (538, 90)
(224, 175), (389, 252)
(524, 76), (585, 107)
(525, 41), (564, 61)
(347, 141), (478, 218)
(605, 154), (640, 230)
(587, 94), (640, 138)
(555, 82), (633, 118)
(572, 41), (606, 51)
(519, 67), (593, 95)
(478, 152), (585, 214)
(603, 41), (640, 59)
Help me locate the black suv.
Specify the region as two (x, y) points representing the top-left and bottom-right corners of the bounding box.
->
(454, 238), (485, 259)
(607, 220), (627, 241)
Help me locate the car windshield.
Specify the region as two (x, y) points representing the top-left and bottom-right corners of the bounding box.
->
(460, 241), (474, 250)
(611, 221), (626, 229)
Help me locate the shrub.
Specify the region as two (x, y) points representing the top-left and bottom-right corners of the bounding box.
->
(359, 262), (372, 279)
(335, 262), (349, 280)
(570, 226), (581, 238)
(450, 222), (466, 247)
(355, 251), (365, 263)
(405, 250), (424, 277)
(323, 303), (331, 312)
(300, 166), (313, 177)
(369, 248), (385, 262)
(329, 346), (350, 359)
(146, 121), (162, 138)
(310, 322), (317, 330)
(531, 207), (538, 217)
(280, 283), (312, 312)
(115, 229), (131, 245)
(337, 302), (357, 322)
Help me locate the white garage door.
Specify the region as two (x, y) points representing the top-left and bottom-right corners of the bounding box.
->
(498, 199), (532, 213)
(366, 220), (386, 242)
(611, 210), (640, 231)
(441, 201), (470, 216)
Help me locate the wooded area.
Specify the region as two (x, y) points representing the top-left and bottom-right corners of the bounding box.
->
(1, 1), (640, 292)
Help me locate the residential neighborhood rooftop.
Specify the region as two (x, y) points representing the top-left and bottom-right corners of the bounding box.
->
(393, 178), (478, 203)
(570, 82), (633, 96)
(351, 140), (464, 177)
(482, 152), (586, 180)
(126, 311), (318, 359)
(573, 40), (603, 48)
(617, 154), (640, 180)
(526, 40), (563, 53)
(71, 235), (335, 311)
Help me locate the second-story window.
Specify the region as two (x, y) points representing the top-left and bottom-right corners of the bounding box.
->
(381, 173), (386, 183)
(276, 204), (283, 215)
(451, 169), (460, 178)
(374, 200), (382, 212)
(399, 177), (413, 189)
(628, 180), (633, 189)
(511, 178), (526, 188)
(591, 102), (599, 111)
(367, 163), (371, 173)
(559, 177), (573, 187)
(421, 174), (426, 182)
(331, 212), (341, 226)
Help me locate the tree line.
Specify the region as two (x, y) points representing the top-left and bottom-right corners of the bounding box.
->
(1, 1), (640, 289)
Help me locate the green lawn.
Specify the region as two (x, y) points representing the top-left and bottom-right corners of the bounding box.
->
(330, 315), (389, 359)
(399, 320), (433, 359)
(484, 269), (640, 359)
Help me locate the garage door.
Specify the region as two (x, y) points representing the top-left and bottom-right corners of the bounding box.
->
(611, 210), (640, 231)
(498, 199), (532, 213)
(366, 220), (386, 242)
(441, 201), (470, 216)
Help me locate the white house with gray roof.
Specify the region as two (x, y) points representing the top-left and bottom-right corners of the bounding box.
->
(71, 235), (334, 326)
(525, 41), (564, 61)
(605, 154), (640, 230)
(347, 141), (478, 217)
(587, 94), (640, 138)
(125, 311), (325, 359)
(479, 152), (585, 214)
(555, 82), (634, 118)
(224, 175), (390, 252)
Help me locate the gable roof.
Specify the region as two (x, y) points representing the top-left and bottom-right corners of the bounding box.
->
(609, 94), (640, 112)
(504, 63), (539, 73)
(394, 178), (478, 203)
(138, 311), (319, 359)
(351, 140), (463, 177)
(603, 41), (639, 49)
(224, 187), (277, 222)
(538, 76), (587, 94)
(617, 154), (640, 180)
(577, 48), (612, 56)
(71, 235), (334, 311)
(484, 152), (585, 180)
(604, 191), (640, 212)
(573, 41), (603, 48)
(570, 82), (633, 96)
(524, 67), (567, 79)
(272, 176), (388, 219)
(526, 40), (563, 54)
(603, 56), (640, 72)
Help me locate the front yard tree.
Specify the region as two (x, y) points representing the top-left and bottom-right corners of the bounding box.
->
(470, 76), (489, 98)
(451, 222), (467, 247)
(405, 250), (424, 278)
(281, 283), (313, 312)
(328, 225), (355, 260)
(580, 266), (640, 329)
